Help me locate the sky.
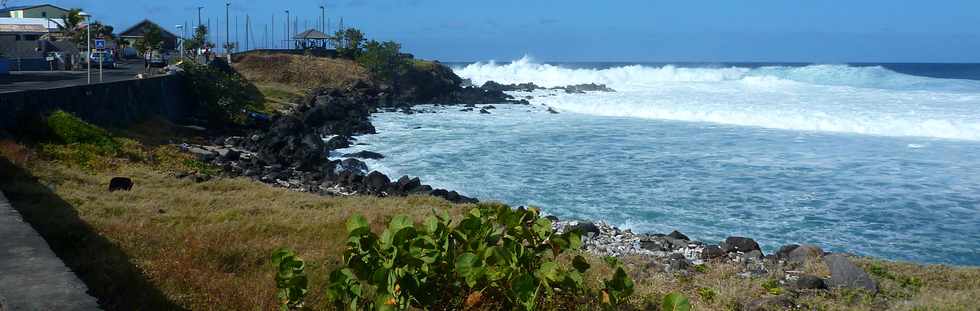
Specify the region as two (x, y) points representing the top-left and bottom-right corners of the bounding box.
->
(17, 0), (980, 62)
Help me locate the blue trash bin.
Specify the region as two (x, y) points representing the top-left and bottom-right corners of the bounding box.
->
(0, 58), (9, 75)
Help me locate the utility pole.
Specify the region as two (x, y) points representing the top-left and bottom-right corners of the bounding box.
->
(235, 14), (239, 51)
(271, 14), (275, 49)
(285, 10), (290, 49)
(225, 2), (230, 54)
(81, 12), (90, 84)
(245, 15), (250, 51)
(197, 6), (203, 27)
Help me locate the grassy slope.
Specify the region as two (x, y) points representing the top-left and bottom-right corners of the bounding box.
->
(233, 54), (369, 114)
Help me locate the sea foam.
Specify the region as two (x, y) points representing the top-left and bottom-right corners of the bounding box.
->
(454, 57), (980, 141)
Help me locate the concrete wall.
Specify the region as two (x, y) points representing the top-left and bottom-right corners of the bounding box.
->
(0, 74), (194, 129)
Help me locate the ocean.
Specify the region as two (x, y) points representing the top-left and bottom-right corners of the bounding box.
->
(335, 58), (980, 265)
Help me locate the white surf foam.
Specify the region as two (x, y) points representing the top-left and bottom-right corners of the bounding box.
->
(454, 57), (980, 141)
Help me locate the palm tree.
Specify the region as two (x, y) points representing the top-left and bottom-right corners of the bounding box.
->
(57, 8), (86, 47)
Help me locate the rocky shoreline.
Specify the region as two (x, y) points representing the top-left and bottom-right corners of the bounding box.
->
(176, 65), (881, 306)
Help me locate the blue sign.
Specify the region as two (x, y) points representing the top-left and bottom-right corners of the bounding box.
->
(94, 39), (106, 50)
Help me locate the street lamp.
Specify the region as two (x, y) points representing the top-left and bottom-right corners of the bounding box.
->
(320, 5), (325, 34)
(79, 11), (90, 84)
(197, 6), (203, 27)
(176, 25), (184, 61)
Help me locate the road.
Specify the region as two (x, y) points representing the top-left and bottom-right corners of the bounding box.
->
(0, 190), (100, 310)
(0, 60), (157, 94)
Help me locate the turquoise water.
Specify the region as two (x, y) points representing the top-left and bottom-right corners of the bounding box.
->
(336, 61), (980, 265)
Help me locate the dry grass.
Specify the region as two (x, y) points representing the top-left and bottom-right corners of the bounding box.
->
(1, 156), (468, 310)
(233, 54), (369, 92)
(2, 128), (980, 310)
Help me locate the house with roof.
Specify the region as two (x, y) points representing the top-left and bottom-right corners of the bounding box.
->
(0, 17), (64, 41)
(0, 3), (70, 19)
(118, 19), (178, 53)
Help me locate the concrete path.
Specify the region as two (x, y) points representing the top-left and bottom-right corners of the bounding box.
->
(0, 190), (100, 310)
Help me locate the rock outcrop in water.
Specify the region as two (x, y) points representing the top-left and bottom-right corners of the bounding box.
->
(479, 81), (616, 93)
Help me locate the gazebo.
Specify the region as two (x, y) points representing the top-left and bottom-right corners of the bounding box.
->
(293, 29), (330, 50)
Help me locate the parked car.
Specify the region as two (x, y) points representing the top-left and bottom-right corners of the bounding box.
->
(149, 51), (167, 68)
(88, 51), (115, 69)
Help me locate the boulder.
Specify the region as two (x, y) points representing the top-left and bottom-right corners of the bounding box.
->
(217, 148), (241, 161)
(324, 135), (352, 150)
(823, 254), (877, 292)
(337, 158), (368, 176)
(483, 105), (496, 110)
(776, 244), (800, 259)
(787, 244), (824, 264)
(794, 275), (828, 290)
(363, 171), (391, 193)
(721, 236), (761, 253)
(343, 150), (385, 160)
(108, 177), (133, 192)
(567, 221), (600, 237)
(701, 245), (725, 259)
(393, 175), (422, 194)
(186, 146), (217, 161)
(547, 107), (559, 114)
(744, 250), (764, 260)
(479, 109), (491, 114)
(667, 230), (690, 241)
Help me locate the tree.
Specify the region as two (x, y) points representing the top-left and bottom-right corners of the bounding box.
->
(57, 8), (86, 48)
(331, 28), (365, 58)
(357, 40), (409, 99)
(134, 23), (163, 56)
(184, 25), (211, 54)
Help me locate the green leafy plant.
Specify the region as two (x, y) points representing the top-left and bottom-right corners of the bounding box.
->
(272, 248), (309, 310)
(662, 292), (692, 311)
(697, 287), (717, 303)
(761, 278), (783, 295)
(322, 205), (626, 310)
(600, 257), (635, 306)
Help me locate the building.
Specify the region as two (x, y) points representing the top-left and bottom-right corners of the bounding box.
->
(0, 4), (70, 19)
(118, 20), (177, 53)
(0, 17), (64, 41)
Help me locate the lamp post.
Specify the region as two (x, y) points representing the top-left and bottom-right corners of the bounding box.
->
(197, 6), (203, 27)
(320, 5), (325, 34)
(80, 11), (90, 84)
(176, 25), (184, 61)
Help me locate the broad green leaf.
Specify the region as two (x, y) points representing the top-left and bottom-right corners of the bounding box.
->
(567, 231), (582, 250)
(455, 252), (482, 278)
(468, 208), (481, 219)
(572, 255), (591, 273)
(537, 261), (561, 282)
(388, 215), (413, 232)
(532, 218), (552, 239)
(424, 216), (439, 233)
(346, 214), (370, 234)
(662, 293), (692, 311)
(512, 274), (538, 310)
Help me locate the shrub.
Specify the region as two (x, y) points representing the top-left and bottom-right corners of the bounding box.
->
(281, 204), (628, 310)
(272, 249), (309, 310)
(46, 110), (118, 151)
(179, 61), (263, 124)
(356, 40), (409, 86)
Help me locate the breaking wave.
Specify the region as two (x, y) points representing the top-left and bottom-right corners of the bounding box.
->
(453, 56), (980, 140)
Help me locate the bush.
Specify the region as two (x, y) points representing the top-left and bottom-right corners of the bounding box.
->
(356, 40), (409, 85)
(179, 61), (263, 124)
(46, 110), (118, 150)
(273, 205), (637, 310)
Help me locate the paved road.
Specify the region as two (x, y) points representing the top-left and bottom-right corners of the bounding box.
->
(0, 190), (100, 310)
(0, 60), (155, 94)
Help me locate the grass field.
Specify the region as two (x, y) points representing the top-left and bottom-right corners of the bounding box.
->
(1, 112), (979, 310)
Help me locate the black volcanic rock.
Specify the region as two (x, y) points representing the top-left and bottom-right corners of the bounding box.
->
(343, 151), (385, 159)
(721, 236), (761, 253)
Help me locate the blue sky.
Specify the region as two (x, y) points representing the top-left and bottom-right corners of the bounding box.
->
(24, 0), (980, 62)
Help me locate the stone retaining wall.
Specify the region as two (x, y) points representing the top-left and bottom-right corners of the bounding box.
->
(0, 74), (193, 129)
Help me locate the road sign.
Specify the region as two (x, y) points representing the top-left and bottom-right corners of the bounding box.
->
(94, 39), (106, 50)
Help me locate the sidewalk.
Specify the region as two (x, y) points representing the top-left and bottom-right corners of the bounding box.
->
(0, 190), (100, 310)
